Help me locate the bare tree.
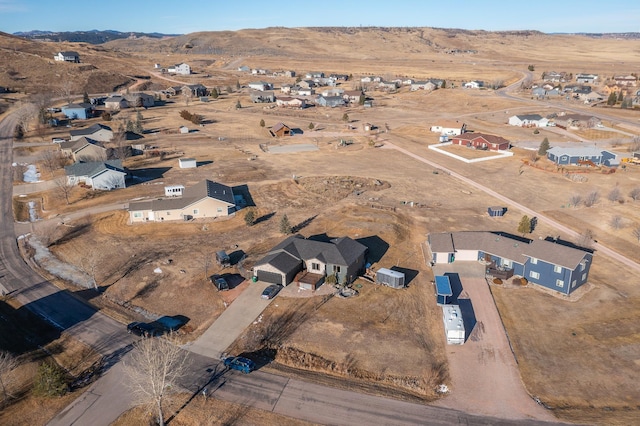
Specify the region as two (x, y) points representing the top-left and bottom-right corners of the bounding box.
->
(12, 163), (27, 183)
(0, 351), (19, 407)
(16, 102), (37, 133)
(628, 136), (640, 153)
(569, 194), (582, 207)
(629, 187), (640, 201)
(576, 229), (595, 248)
(59, 78), (75, 104)
(40, 149), (62, 177)
(609, 215), (623, 230)
(633, 226), (640, 243)
(124, 333), (190, 426)
(584, 190), (600, 207)
(78, 249), (101, 290)
(607, 187), (622, 203)
(54, 176), (75, 205)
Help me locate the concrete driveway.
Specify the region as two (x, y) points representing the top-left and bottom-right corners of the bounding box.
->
(185, 280), (275, 359)
(431, 262), (556, 422)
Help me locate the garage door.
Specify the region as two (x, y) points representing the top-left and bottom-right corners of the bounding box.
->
(455, 250), (479, 261)
(256, 270), (283, 285)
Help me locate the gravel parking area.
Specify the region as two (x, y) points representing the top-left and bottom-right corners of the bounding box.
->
(268, 144), (319, 154)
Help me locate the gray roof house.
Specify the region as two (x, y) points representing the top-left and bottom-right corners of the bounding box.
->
(65, 160), (126, 190)
(128, 179), (236, 223)
(428, 231), (593, 295)
(508, 114), (549, 127)
(59, 137), (108, 162)
(253, 234), (368, 286)
(546, 147), (618, 167)
(69, 123), (113, 142)
(316, 95), (345, 108)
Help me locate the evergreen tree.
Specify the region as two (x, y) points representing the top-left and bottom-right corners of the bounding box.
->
(441, 80), (446, 89)
(211, 87), (219, 99)
(134, 111), (144, 134)
(280, 214), (292, 234)
(518, 215), (531, 236)
(244, 209), (256, 227)
(538, 137), (550, 155)
(607, 92), (617, 106)
(83, 91), (90, 104)
(358, 94), (366, 105)
(259, 119), (265, 127)
(33, 362), (68, 397)
(236, 100), (242, 109)
(342, 113), (349, 122)
(308, 122), (314, 130)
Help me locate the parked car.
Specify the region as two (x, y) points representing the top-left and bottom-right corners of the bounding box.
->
(223, 356), (255, 374)
(261, 284), (282, 300)
(216, 250), (231, 267)
(127, 322), (159, 337)
(211, 275), (230, 291)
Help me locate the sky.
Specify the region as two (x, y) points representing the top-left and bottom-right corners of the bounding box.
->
(1, 0), (639, 35)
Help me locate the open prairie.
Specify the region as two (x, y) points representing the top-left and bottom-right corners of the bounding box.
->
(5, 27), (640, 424)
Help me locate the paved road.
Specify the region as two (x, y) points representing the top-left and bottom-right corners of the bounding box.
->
(382, 141), (640, 273)
(0, 111), (134, 356)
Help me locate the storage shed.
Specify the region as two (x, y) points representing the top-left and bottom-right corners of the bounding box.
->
(375, 268), (405, 289)
(179, 158), (196, 169)
(435, 275), (453, 305)
(487, 206), (507, 217)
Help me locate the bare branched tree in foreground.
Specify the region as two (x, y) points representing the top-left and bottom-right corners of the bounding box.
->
(0, 351), (19, 407)
(124, 333), (190, 426)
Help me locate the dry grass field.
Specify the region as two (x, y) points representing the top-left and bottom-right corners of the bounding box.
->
(4, 27), (640, 424)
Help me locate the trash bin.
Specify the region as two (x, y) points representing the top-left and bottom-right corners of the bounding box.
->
(251, 276), (258, 283)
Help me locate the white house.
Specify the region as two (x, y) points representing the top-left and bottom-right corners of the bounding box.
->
(168, 63), (191, 75)
(430, 121), (466, 136)
(248, 81), (273, 91)
(65, 160), (126, 190)
(54, 51), (80, 63)
(464, 81), (484, 89)
(508, 114), (549, 127)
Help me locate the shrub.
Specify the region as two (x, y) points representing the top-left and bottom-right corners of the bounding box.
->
(33, 362), (68, 397)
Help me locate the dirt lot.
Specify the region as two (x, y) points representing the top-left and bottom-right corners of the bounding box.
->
(9, 29), (640, 424)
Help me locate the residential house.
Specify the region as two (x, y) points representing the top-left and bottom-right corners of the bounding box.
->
(251, 68), (268, 75)
(250, 90), (275, 103)
(237, 65), (250, 72)
(165, 86), (182, 97)
(59, 137), (108, 162)
(450, 133), (510, 151)
(613, 75), (637, 86)
(542, 71), (568, 83)
(276, 97), (307, 109)
(280, 84), (293, 94)
(554, 113), (600, 129)
(125, 92), (156, 108)
(296, 80), (315, 90)
(321, 88), (344, 97)
(54, 51), (80, 63)
(427, 231), (593, 296)
(128, 179), (236, 223)
(61, 103), (92, 120)
(70, 124), (113, 142)
(532, 87), (560, 98)
(252, 234), (368, 286)
(65, 160), (126, 190)
(464, 81), (484, 89)
(378, 81), (399, 91)
(508, 114), (550, 127)
(546, 147), (618, 167)
(430, 121), (466, 136)
(329, 73), (348, 81)
(411, 81), (436, 91)
(248, 81), (273, 91)
(575, 73), (598, 84)
(104, 96), (129, 110)
(317, 95), (345, 108)
(182, 84), (208, 97)
(297, 87), (315, 96)
(270, 122), (292, 137)
(284, 70), (296, 78)
(343, 90), (363, 103)
(168, 63), (191, 75)
(305, 72), (324, 79)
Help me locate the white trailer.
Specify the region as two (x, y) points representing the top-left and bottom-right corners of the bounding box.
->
(442, 304), (465, 345)
(375, 268), (405, 289)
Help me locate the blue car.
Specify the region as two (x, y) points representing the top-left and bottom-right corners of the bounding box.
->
(223, 356), (255, 374)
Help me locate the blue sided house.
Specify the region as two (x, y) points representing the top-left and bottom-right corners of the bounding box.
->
(428, 231), (593, 295)
(546, 146), (617, 167)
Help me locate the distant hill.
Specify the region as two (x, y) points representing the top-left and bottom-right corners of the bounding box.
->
(14, 29), (180, 44)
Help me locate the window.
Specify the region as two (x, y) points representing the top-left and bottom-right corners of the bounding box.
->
(333, 265), (341, 273)
(217, 207), (223, 212)
(554, 265), (562, 273)
(193, 209), (199, 215)
(311, 263), (320, 271)
(572, 280), (577, 288)
(133, 212), (142, 218)
(582, 273), (587, 281)
(530, 258), (538, 264)
(529, 271), (540, 279)
(556, 279), (564, 288)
